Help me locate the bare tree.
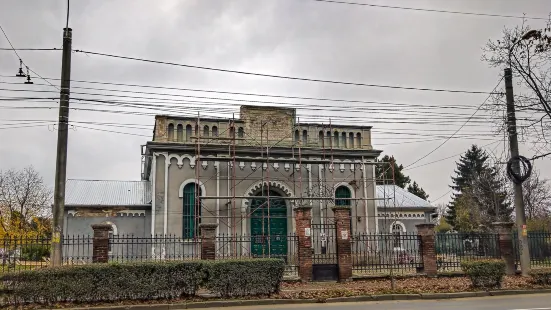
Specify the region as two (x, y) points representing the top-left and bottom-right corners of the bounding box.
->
(482, 18), (551, 157)
(0, 166), (52, 236)
(522, 170), (551, 220)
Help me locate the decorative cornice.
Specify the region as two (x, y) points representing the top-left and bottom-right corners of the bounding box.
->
(117, 210), (146, 217)
(156, 153), (375, 171)
(379, 212), (425, 219)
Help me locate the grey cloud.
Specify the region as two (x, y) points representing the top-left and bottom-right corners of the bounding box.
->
(0, 0), (549, 204)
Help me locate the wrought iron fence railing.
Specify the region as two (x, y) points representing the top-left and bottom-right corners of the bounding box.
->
(351, 233), (423, 276)
(435, 232), (501, 272)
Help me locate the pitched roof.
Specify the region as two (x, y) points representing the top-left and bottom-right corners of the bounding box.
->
(65, 179), (151, 206)
(64, 180), (429, 209)
(376, 185), (433, 208)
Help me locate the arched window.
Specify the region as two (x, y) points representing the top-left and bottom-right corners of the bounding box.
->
(335, 186), (351, 206)
(319, 131), (324, 146)
(176, 124), (184, 142)
(349, 133), (354, 148)
(183, 183), (202, 239)
(341, 132), (347, 148)
(391, 222), (405, 248)
(229, 126), (235, 138)
(185, 124), (192, 142)
(168, 123), (174, 141)
(212, 126), (218, 137)
(294, 130), (300, 143)
(333, 131), (339, 147)
(195, 125), (199, 137)
(356, 133), (362, 148)
(302, 130), (308, 144)
(326, 131), (331, 147)
(238, 127), (244, 138)
(204, 125), (210, 137)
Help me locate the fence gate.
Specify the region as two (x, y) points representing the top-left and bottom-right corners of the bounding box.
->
(311, 223), (338, 281)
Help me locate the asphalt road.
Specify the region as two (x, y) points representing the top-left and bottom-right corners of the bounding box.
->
(230, 294), (551, 310)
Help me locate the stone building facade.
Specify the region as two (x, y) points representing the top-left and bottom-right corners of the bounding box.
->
(63, 105), (435, 259)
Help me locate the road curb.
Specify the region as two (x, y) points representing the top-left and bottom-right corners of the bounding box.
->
(488, 288), (551, 296)
(49, 288), (551, 310)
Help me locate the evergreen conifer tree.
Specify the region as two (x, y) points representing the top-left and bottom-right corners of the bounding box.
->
(446, 145), (512, 229)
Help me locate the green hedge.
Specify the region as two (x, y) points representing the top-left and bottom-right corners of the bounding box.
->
(205, 259), (285, 297)
(1, 258), (285, 304)
(1, 261), (205, 304)
(530, 269), (551, 285)
(461, 259), (506, 289)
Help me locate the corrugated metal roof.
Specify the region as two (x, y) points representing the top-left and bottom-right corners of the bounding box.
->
(64, 180), (427, 209)
(376, 185), (432, 208)
(65, 179), (151, 206)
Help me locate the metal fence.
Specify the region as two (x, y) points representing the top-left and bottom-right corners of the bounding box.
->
(1, 236), (95, 273)
(435, 233), (501, 272)
(351, 233), (423, 276)
(513, 231), (551, 269)
(215, 233), (299, 277)
(2, 231), (549, 277)
(107, 234), (201, 262)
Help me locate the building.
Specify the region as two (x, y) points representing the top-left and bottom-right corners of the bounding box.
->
(64, 105), (435, 260)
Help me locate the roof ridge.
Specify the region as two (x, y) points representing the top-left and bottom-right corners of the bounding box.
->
(67, 179), (148, 182)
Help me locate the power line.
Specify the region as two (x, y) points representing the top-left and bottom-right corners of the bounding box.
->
(0, 25), (60, 91)
(2, 96), (535, 129)
(1, 76), (502, 105)
(431, 189), (453, 203)
(0, 25), (22, 59)
(0, 86), (489, 113)
(0, 48), (60, 51)
(403, 140), (501, 171)
(72, 49), (495, 95)
(404, 77), (504, 168)
(0, 93), (500, 121)
(306, 0), (548, 20)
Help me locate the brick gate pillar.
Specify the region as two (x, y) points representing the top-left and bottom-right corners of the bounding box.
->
(492, 222), (516, 275)
(332, 206), (352, 282)
(416, 223), (437, 276)
(294, 204), (313, 282)
(91, 224), (112, 263)
(200, 223), (218, 260)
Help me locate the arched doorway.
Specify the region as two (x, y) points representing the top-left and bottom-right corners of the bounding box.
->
(250, 189), (288, 258)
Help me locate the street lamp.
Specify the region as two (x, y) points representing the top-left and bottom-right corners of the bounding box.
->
(508, 29), (539, 65)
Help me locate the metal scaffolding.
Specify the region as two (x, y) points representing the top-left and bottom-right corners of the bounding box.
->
(186, 112), (398, 243)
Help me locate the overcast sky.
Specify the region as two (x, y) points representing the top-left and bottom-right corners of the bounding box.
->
(1, 0), (550, 205)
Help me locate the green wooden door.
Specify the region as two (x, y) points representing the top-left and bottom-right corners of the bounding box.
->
(250, 190), (288, 259)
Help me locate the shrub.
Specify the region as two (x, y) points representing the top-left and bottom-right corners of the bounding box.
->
(461, 259), (506, 289)
(21, 245), (50, 261)
(1, 261), (205, 304)
(530, 269), (551, 285)
(205, 258), (285, 297)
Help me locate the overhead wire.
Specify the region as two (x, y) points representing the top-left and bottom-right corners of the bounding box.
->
(0, 83), (486, 111)
(0, 25), (60, 91)
(404, 76), (505, 168)
(72, 50), (496, 95)
(305, 0), (548, 20)
(0, 76), (503, 105)
(0, 48), (60, 51)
